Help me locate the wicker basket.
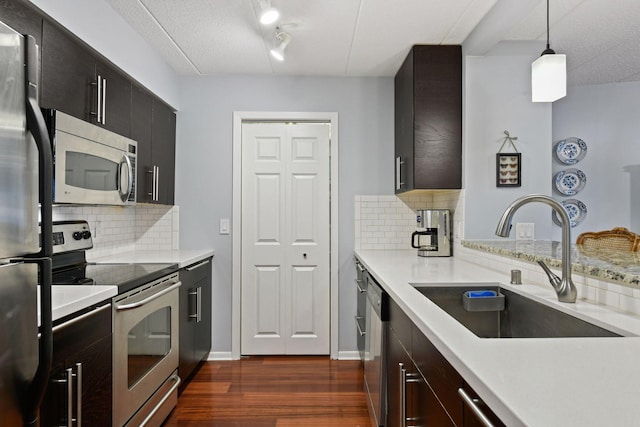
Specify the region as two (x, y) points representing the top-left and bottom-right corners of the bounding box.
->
(576, 227), (640, 252)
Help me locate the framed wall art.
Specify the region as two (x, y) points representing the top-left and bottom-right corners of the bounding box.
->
(496, 153), (521, 187)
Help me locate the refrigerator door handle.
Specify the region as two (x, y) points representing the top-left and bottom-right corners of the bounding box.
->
(23, 34), (54, 427)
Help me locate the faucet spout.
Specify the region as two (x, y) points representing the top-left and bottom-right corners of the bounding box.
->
(495, 194), (577, 303)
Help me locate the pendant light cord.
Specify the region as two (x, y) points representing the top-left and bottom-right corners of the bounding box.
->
(546, 0), (550, 50)
(541, 0), (555, 55)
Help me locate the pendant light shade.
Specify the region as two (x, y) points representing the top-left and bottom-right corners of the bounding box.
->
(532, 53), (566, 102)
(531, 0), (566, 103)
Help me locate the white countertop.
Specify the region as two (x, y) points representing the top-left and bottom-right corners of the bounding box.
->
(355, 249), (640, 427)
(45, 249), (213, 326)
(90, 249), (214, 268)
(40, 285), (117, 326)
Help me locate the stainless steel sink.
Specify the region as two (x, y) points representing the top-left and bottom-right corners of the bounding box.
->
(412, 284), (625, 338)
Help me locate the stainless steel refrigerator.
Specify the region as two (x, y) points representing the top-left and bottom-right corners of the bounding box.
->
(0, 19), (53, 426)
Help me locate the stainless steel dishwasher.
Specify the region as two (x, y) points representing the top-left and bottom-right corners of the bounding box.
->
(363, 271), (388, 427)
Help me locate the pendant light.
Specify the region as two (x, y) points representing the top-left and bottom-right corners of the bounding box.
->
(531, 0), (566, 102)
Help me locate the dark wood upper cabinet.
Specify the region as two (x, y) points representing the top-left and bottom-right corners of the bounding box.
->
(40, 20), (132, 137)
(151, 100), (176, 205)
(131, 84), (154, 203)
(0, 0), (42, 45)
(395, 45), (462, 192)
(41, 20), (96, 122)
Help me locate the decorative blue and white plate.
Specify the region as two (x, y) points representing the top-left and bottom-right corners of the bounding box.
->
(554, 137), (587, 165)
(554, 168), (586, 196)
(552, 199), (587, 227)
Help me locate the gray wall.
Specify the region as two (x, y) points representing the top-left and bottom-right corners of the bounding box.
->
(175, 75), (394, 353)
(464, 51), (553, 240)
(552, 81), (640, 238)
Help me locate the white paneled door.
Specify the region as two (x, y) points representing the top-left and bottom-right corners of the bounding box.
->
(241, 122), (331, 355)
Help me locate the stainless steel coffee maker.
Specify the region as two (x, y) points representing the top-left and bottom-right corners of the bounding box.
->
(411, 209), (452, 257)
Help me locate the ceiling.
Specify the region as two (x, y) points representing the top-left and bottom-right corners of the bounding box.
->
(105, 0), (640, 87)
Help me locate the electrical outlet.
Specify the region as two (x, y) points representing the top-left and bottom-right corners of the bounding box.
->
(515, 223), (534, 240)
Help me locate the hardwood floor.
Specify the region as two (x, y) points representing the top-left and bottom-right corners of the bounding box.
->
(163, 356), (371, 427)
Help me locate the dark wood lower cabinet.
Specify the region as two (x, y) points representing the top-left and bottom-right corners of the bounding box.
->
(40, 303), (112, 427)
(178, 258), (212, 391)
(386, 297), (504, 427)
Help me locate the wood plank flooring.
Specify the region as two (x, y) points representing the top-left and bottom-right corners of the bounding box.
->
(162, 356), (371, 427)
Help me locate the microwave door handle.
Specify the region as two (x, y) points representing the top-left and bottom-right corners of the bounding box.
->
(118, 154), (133, 202)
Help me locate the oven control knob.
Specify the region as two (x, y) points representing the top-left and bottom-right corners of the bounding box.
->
(72, 231), (82, 240)
(82, 230), (92, 239)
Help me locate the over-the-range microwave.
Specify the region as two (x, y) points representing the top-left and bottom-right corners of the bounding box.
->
(45, 110), (137, 205)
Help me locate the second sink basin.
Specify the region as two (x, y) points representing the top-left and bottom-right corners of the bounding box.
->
(413, 284), (624, 338)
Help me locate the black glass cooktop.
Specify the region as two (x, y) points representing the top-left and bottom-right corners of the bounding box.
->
(52, 263), (178, 294)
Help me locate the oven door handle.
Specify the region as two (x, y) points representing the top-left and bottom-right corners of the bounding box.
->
(115, 281), (181, 311)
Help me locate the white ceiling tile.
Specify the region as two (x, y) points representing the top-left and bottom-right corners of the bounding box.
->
(104, 0), (640, 85)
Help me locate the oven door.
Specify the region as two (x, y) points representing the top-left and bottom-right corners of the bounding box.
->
(54, 126), (136, 205)
(113, 276), (180, 427)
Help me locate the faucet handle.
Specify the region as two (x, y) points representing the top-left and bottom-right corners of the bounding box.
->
(537, 260), (562, 291)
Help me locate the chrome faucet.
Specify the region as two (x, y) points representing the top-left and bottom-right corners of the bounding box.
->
(495, 194), (577, 303)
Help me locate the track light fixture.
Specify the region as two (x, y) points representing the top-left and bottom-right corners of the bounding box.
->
(531, 0), (566, 102)
(270, 27), (290, 61)
(258, 0), (279, 25)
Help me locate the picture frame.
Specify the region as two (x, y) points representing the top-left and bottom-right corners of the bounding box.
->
(496, 153), (521, 187)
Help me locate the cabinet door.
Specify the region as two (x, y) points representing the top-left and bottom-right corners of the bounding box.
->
(413, 45), (462, 190)
(41, 305), (112, 427)
(131, 84), (154, 203)
(413, 327), (463, 425)
(41, 20), (96, 121)
(394, 48), (415, 193)
(387, 329), (413, 427)
(194, 264), (212, 365)
(179, 258), (212, 388)
(95, 61), (131, 136)
(151, 100), (176, 205)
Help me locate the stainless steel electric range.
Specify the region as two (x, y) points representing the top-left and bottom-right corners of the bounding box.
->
(51, 220), (182, 427)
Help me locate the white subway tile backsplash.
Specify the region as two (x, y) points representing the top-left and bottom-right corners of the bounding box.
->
(53, 203), (179, 258)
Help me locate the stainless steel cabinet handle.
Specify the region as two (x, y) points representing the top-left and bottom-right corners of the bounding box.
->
(147, 166), (159, 201)
(155, 165), (160, 201)
(66, 367), (73, 427)
(139, 374), (181, 427)
(458, 388), (495, 427)
(96, 75), (102, 123)
(76, 363), (82, 427)
(101, 77), (107, 125)
(354, 278), (366, 293)
(185, 259), (210, 271)
(52, 363), (84, 426)
(354, 316), (365, 336)
(189, 287), (202, 323)
(396, 156), (405, 190)
(399, 362), (421, 427)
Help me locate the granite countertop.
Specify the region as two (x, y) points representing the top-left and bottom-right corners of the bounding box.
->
(355, 249), (640, 427)
(462, 240), (640, 286)
(90, 249), (214, 268)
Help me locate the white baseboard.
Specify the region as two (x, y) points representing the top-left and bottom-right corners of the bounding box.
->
(337, 350), (360, 360)
(207, 351), (235, 360)
(207, 351), (360, 361)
